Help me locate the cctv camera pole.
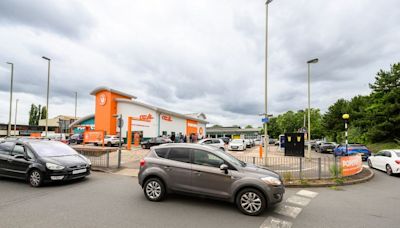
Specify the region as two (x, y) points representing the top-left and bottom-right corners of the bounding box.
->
(113, 114), (123, 168)
(6, 62), (14, 137)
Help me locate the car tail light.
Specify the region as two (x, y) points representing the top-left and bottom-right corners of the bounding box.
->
(395, 160), (400, 165)
(140, 159), (146, 167)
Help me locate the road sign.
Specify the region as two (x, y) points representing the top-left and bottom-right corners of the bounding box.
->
(262, 117), (269, 123)
(118, 118), (124, 128)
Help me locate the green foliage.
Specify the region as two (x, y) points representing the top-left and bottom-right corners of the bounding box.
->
(367, 141), (400, 153)
(245, 125), (253, 129)
(28, 104), (46, 126)
(300, 179), (310, 186)
(329, 164), (342, 178)
(283, 172), (293, 182)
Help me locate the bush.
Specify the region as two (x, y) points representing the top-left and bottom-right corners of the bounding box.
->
(329, 164), (343, 178)
(283, 172), (293, 182)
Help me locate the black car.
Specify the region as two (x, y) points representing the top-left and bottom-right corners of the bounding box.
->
(219, 137), (230, 145)
(0, 139), (91, 187)
(316, 142), (336, 153)
(141, 137), (172, 149)
(68, 133), (84, 144)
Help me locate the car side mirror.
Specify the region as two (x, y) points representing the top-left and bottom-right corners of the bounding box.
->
(220, 164), (229, 174)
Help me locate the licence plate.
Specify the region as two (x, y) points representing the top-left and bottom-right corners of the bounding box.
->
(232, 146), (238, 149)
(327, 149), (332, 151)
(72, 168), (87, 175)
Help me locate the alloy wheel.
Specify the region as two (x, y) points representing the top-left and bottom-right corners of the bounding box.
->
(146, 181), (162, 200)
(240, 192), (262, 214)
(30, 170), (41, 187)
(368, 160), (373, 168)
(386, 165), (393, 176)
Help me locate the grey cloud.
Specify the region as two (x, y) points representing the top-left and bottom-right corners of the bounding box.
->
(0, 0), (94, 39)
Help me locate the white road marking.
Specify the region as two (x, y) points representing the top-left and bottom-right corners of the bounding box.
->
(260, 217), (292, 228)
(296, 189), (319, 198)
(274, 205), (302, 219)
(286, 195), (311, 207)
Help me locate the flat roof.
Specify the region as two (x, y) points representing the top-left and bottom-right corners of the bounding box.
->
(115, 98), (208, 124)
(90, 87), (137, 99)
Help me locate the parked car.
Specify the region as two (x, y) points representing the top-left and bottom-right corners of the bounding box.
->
(244, 139), (252, 148)
(269, 138), (275, 145)
(0, 139), (91, 187)
(334, 144), (371, 160)
(141, 137), (172, 149)
(197, 138), (225, 151)
(219, 137), (230, 145)
(103, 135), (121, 147)
(368, 150), (400, 176)
(254, 139), (261, 146)
(138, 143), (285, 216)
(315, 142), (336, 153)
(68, 134), (83, 144)
(228, 139), (246, 151)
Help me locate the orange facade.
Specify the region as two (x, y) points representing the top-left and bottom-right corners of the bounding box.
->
(186, 119), (198, 135)
(94, 90), (130, 135)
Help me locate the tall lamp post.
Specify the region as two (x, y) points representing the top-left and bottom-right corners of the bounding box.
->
(306, 58), (318, 159)
(342, 114), (350, 156)
(264, 0), (273, 159)
(14, 99), (19, 137)
(42, 56), (51, 137)
(6, 62), (14, 137)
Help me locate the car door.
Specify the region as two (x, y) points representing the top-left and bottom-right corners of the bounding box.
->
(373, 152), (385, 171)
(0, 141), (15, 176)
(190, 149), (235, 199)
(8, 143), (34, 179)
(382, 151), (393, 170)
(164, 147), (192, 192)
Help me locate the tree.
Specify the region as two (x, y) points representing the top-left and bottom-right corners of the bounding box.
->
(28, 104), (37, 125)
(322, 99), (350, 142)
(211, 124), (222, 128)
(40, 106), (47, 120)
(245, 125), (253, 129)
(366, 63), (400, 142)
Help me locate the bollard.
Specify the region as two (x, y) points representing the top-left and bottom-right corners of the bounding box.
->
(252, 157), (255, 164)
(259, 144), (263, 159)
(299, 157), (303, 179)
(106, 151), (109, 168)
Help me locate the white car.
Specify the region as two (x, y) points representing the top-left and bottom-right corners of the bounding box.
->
(244, 139), (252, 148)
(368, 149), (400, 175)
(228, 139), (246, 151)
(104, 135), (121, 147)
(197, 138), (225, 151)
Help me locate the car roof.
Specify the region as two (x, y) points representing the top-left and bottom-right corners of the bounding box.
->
(153, 143), (216, 151)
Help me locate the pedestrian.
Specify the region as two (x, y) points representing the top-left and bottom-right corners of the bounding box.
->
(171, 134), (175, 142)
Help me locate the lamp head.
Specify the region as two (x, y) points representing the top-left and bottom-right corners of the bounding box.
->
(307, 58), (319, 64)
(342, 114), (350, 120)
(42, 56), (51, 61)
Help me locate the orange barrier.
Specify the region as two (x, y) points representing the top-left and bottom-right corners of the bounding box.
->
(83, 130), (104, 147)
(341, 154), (362, 176)
(259, 144), (263, 158)
(30, 132), (41, 138)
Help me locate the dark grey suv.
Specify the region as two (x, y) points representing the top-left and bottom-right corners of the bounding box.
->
(138, 143), (284, 216)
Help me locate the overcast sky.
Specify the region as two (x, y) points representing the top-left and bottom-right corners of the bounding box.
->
(0, 0), (399, 128)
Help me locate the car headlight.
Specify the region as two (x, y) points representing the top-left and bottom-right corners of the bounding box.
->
(79, 154), (92, 166)
(261, 177), (282, 186)
(46, 163), (65, 170)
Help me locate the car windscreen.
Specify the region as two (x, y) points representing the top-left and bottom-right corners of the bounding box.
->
(29, 141), (78, 157)
(231, 140), (243, 143)
(212, 149), (246, 167)
(323, 143), (334, 145)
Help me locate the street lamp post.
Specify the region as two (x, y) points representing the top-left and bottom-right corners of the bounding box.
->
(306, 58), (318, 159)
(6, 62), (14, 137)
(14, 99), (19, 137)
(342, 114), (350, 156)
(42, 56), (51, 137)
(74, 92), (78, 119)
(264, 0), (273, 159)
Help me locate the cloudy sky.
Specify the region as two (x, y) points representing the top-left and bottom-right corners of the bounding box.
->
(0, 0), (399, 127)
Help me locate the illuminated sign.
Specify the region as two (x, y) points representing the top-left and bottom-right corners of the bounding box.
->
(132, 114), (154, 122)
(99, 94), (107, 106)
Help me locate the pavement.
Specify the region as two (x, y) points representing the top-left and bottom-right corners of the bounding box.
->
(0, 169), (399, 228)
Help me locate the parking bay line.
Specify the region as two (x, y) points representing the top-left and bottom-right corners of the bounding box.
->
(286, 195), (311, 207)
(296, 189), (319, 198)
(260, 217), (292, 228)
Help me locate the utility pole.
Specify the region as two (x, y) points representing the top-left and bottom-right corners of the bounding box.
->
(74, 92), (78, 119)
(6, 62), (14, 137)
(42, 56), (51, 137)
(14, 99), (19, 137)
(264, 0), (273, 160)
(306, 58), (319, 159)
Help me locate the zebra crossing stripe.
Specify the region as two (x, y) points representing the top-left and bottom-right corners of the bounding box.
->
(260, 217), (292, 228)
(274, 205), (303, 219)
(296, 189), (318, 198)
(286, 195), (311, 207)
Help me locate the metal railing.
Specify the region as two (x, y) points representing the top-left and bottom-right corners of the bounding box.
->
(235, 156), (340, 180)
(76, 150), (116, 168)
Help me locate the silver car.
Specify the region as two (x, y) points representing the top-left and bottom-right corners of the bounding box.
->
(138, 143), (285, 216)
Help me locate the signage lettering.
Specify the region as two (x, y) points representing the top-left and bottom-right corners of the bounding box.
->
(161, 115), (172, 122)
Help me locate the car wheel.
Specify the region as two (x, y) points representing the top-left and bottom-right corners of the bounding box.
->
(94, 143), (98, 146)
(107, 142), (112, 147)
(386, 164), (393, 176)
(236, 188), (266, 216)
(143, 178), (166, 202)
(367, 159), (373, 168)
(141, 144), (146, 149)
(29, 169), (43, 187)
